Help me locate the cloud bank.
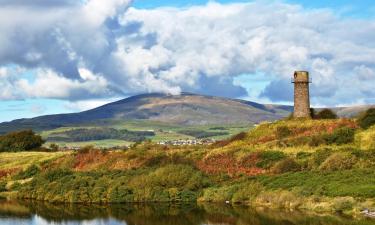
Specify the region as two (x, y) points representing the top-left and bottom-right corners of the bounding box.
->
(0, 0), (375, 106)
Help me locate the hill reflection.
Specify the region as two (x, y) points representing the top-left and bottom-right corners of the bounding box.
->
(0, 200), (373, 225)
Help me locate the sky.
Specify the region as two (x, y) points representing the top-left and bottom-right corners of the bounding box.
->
(1, 0), (375, 122)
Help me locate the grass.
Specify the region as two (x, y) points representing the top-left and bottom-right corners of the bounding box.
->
(46, 139), (133, 148)
(0, 152), (68, 170)
(1, 118), (375, 215)
(257, 169), (375, 198)
(40, 120), (251, 145)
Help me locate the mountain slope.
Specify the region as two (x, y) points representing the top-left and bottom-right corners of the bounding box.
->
(0, 93), (293, 133)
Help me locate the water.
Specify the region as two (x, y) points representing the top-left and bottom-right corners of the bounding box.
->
(0, 199), (374, 225)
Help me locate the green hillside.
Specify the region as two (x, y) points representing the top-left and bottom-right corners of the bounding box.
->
(0, 93), (293, 135)
(1, 116), (375, 217)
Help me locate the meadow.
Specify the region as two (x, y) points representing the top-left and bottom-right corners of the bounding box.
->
(40, 120), (251, 147)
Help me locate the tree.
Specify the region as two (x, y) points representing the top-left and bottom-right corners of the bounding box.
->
(315, 109), (338, 119)
(0, 130), (45, 152)
(49, 143), (59, 152)
(358, 108), (375, 129)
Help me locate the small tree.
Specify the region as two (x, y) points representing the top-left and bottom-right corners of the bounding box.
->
(316, 109), (338, 119)
(49, 143), (59, 152)
(358, 108), (375, 129)
(0, 130), (45, 152)
(310, 108), (316, 119)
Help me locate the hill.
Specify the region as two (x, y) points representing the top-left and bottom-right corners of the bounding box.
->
(1, 118), (375, 217)
(0, 93), (293, 134)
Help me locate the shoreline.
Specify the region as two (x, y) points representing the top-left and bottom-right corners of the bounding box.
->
(1, 191), (373, 219)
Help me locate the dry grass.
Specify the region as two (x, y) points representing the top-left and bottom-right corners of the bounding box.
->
(0, 152), (68, 170)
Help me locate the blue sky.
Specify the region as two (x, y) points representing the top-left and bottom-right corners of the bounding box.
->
(0, 0), (375, 122)
(134, 0), (375, 18)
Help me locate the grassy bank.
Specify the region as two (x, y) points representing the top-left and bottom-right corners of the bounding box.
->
(0, 118), (375, 217)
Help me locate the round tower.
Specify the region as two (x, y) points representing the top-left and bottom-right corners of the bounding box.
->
(292, 71), (311, 118)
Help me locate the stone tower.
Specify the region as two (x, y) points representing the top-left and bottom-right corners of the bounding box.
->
(292, 71), (311, 118)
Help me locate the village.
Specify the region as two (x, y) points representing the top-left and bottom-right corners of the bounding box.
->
(157, 138), (216, 146)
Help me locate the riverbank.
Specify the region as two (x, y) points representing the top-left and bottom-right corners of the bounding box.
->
(1, 199), (374, 225)
(0, 119), (375, 217)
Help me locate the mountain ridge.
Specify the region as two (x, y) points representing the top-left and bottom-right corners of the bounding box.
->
(0, 93), (293, 134)
(0, 92), (373, 134)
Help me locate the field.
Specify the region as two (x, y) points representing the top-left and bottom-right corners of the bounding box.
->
(0, 152), (67, 170)
(40, 120), (252, 147)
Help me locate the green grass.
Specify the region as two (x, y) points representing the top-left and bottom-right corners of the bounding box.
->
(257, 169), (375, 198)
(46, 139), (132, 148)
(40, 120), (251, 145)
(0, 152), (68, 170)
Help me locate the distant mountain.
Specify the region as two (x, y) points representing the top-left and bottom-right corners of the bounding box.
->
(0, 93), (293, 134)
(0, 93), (373, 134)
(331, 105), (375, 118)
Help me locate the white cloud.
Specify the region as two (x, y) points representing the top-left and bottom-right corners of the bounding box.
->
(64, 98), (121, 111)
(0, 1), (375, 105)
(117, 2), (375, 103)
(16, 68), (111, 100)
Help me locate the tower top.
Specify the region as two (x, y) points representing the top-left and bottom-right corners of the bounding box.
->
(292, 71), (311, 83)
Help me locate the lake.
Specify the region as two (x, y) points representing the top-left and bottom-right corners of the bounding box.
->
(0, 199), (374, 225)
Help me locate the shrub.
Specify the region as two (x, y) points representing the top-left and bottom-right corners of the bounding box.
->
(358, 108), (375, 129)
(256, 151), (286, 169)
(232, 182), (263, 203)
(276, 126), (291, 139)
(333, 197), (354, 212)
(0, 181), (7, 192)
(308, 108), (316, 119)
(315, 109), (338, 119)
(324, 127), (355, 145)
(199, 185), (239, 202)
(43, 169), (73, 182)
(229, 132), (247, 142)
(109, 185), (134, 203)
(78, 145), (94, 154)
(256, 190), (302, 209)
(309, 135), (326, 147)
(49, 143), (59, 152)
(10, 182), (22, 191)
(319, 153), (357, 171)
(296, 152), (312, 159)
(0, 130), (45, 152)
(14, 164), (41, 180)
(271, 158), (301, 174)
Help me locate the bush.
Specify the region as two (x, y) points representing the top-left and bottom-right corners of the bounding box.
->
(43, 169), (73, 182)
(10, 182), (22, 191)
(232, 182), (263, 203)
(358, 108), (375, 129)
(199, 185), (239, 202)
(14, 164), (41, 180)
(333, 197), (354, 212)
(324, 127), (355, 145)
(0, 130), (45, 152)
(0, 181), (7, 192)
(256, 151), (286, 169)
(309, 135), (326, 147)
(315, 109), (338, 119)
(49, 143), (59, 151)
(271, 158), (301, 174)
(310, 108), (316, 119)
(296, 152), (312, 159)
(319, 153), (356, 171)
(256, 190), (302, 209)
(276, 126), (292, 139)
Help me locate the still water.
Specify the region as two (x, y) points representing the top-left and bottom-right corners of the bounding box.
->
(0, 199), (374, 225)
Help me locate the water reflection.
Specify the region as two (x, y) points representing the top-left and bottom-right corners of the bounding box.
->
(0, 199), (373, 225)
